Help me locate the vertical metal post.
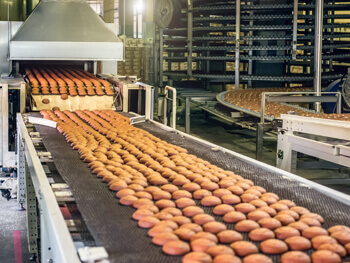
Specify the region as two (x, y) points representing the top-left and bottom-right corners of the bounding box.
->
(314, 0), (323, 112)
(17, 132), (25, 208)
(235, 0), (241, 90)
(292, 0), (299, 60)
(25, 162), (38, 256)
(256, 123), (264, 161)
(159, 28), (164, 87)
(260, 92), (266, 124)
(248, 12), (253, 88)
(185, 97), (190, 134)
(154, 24), (159, 88)
(187, 0), (193, 77)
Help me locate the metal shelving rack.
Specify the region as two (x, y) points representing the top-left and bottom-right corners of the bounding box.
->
(155, 0), (350, 91)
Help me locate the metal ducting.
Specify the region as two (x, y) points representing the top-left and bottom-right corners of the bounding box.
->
(10, 0), (123, 61)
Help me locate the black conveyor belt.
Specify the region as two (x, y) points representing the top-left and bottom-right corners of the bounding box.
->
(33, 115), (350, 263)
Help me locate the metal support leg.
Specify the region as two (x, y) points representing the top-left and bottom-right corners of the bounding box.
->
(25, 162), (38, 258)
(17, 135), (26, 210)
(185, 97), (190, 134)
(159, 29), (164, 87)
(277, 131), (297, 173)
(256, 123), (264, 161)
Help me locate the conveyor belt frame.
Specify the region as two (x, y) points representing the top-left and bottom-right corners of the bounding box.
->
(277, 114), (350, 176)
(17, 113), (80, 263)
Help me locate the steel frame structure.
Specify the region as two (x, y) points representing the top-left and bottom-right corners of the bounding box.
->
(277, 114), (350, 174)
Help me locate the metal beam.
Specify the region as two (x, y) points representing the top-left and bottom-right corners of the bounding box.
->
(235, 0), (241, 90)
(314, 0), (324, 112)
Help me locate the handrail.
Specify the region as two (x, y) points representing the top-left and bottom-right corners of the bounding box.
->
(163, 86), (177, 129)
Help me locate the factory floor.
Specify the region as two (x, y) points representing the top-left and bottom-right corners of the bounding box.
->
(0, 194), (30, 263)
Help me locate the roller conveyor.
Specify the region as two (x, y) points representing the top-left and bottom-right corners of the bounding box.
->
(25, 112), (350, 263)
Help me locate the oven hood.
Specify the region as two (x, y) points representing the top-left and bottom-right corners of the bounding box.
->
(10, 0), (123, 61)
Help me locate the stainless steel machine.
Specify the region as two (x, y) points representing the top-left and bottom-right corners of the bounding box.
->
(0, 0), (124, 168)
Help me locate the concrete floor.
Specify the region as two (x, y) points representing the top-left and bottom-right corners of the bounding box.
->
(0, 196), (31, 263)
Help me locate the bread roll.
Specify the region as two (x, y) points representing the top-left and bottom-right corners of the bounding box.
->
(191, 232), (218, 243)
(331, 231), (350, 245)
(247, 210), (270, 221)
(192, 214), (216, 225)
(312, 235), (337, 249)
(213, 204), (235, 215)
(163, 240), (190, 255)
(260, 239), (288, 254)
(201, 196), (222, 206)
(217, 230), (243, 243)
(173, 228), (195, 241)
(223, 211), (246, 223)
(302, 227), (328, 239)
(206, 245), (234, 257)
(311, 250), (341, 263)
(182, 252), (212, 263)
(243, 254), (273, 263)
(203, 221), (227, 234)
(258, 218), (282, 230)
(235, 203), (256, 214)
(182, 206), (204, 217)
(213, 254), (242, 263)
(152, 232), (179, 246)
(281, 251), (311, 263)
(191, 238), (216, 252)
(275, 226), (300, 240)
(235, 220), (260, 232)
(285, 236), (311, 251)
(249, 228), (275, 241)
(318, 243), (347, 257)
(230, 241), (258, 256)
(288, 222), (309, 232)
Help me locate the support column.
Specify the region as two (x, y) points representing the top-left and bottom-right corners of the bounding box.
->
(119, 0), (134, 37)
(235, 0), (241, 90)
(314, 0), (323, 112)
(187, 0), (193, 77)
(185, 97), (191, 134)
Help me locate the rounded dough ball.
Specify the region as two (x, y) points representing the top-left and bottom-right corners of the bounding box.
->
(275, 226), (300, 240)
(217, 230), (243, 244)
(138, 216), (160, 228)
(288, 222), (309, 232)
(312, 235), (337, 249)
(281, 251), (311, 263)
(311, 250), (341, 263)
(152, 232), (179, 246)
(192, 214), (215, 225)
(213, 204), (235, 215)
(203, 221), (227, 234)
(201, 196), (222, 206)
(171, 215), (191, 226)
(328, 225), (350, 234)
(318, 243), (347, 257)
(285, 236), (311, 251)
(191, 238), (216, 252)
(258, 218), (282, 230)
(230, 241), (258, 257)
(223, 211), (246, 223)
(182, 252), (212, 263)
(247, 210), (270, 221)
(331, 231), (350, 245)
(182, 206), (204, 217)
(213, 254), (242, 263)
(173, 228), (195, 241)
(302, 227), (328, 239)
(235, 220), (260, 232)
(207, 245), (234, 257)
(260, 239), (288, 254)
(191, 231), (218, 243)
(249, 228), (275, 241)
(243, 254), (273, 263)
(235, 203), (256, 214)
(162, 240), (190, 255)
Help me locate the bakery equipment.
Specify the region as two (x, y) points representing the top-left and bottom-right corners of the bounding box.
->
(17, 108), (350, 263)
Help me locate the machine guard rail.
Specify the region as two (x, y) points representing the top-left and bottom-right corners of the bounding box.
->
(163, 86), (177, 129)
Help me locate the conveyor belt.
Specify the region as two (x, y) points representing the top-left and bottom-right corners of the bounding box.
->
(33, 113), (350, 263)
